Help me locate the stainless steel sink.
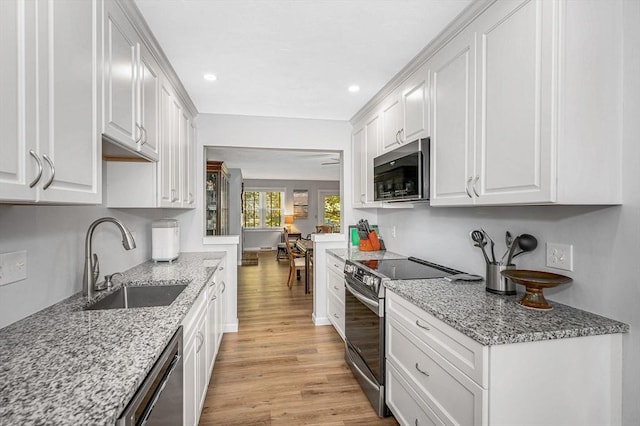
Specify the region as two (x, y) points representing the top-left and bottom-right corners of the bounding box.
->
(85, 284), (188, 310)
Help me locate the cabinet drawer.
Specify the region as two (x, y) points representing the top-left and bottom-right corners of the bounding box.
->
(327, 292), (345, 340)
(326, 269), (345, 304)
(327, 254), (345, 275)
(387, 315), (485, 426)
(387, 362), (444, 426)
(386, 292), (486, 386)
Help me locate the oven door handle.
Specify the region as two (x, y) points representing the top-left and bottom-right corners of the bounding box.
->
(346, 344), (380, 390)
(345, 281), (383, 317)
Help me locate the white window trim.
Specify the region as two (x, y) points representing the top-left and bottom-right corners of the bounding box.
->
(243, 188), (286, 230)
(317, 189), (340, 226)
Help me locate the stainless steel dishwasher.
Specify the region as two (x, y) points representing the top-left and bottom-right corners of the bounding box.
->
(117, 327), (183, 425)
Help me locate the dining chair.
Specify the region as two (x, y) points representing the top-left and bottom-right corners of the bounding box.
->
(284, 228), (306, 288)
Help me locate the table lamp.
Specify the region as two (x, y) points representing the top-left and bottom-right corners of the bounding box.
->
(285, 215), (294, 231)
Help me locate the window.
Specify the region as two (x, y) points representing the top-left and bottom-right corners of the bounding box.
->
(242, 189), (284, 228)
(318, 191), (340, 231)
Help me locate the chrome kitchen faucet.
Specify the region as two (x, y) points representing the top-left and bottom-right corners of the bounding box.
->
(83, 217), (136, 301)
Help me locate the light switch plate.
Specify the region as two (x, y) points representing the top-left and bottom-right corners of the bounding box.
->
(0, 250), (27, 286)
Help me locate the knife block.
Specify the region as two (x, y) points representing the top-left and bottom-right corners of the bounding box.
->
(359, 231), (382, 251)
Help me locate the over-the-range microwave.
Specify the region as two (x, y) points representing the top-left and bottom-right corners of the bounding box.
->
(373, 138), (429, 202)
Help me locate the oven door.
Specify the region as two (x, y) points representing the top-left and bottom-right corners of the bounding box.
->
(344, 279), (384, 384)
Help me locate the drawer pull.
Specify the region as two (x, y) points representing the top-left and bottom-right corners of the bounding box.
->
(333, 313), (340, 319)
(415, 363), (430, 377)
(333, 285), (339, 290)
(415, 319), (430, 331)
(415, 420), (419, 426)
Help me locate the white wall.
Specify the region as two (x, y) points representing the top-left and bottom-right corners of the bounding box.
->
(0, 166), (178, 329)
(179, 113), (352, 253)
(377, 2), (640, 423)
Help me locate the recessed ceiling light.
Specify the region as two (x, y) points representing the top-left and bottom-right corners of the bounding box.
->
(348, 85), (360, 93)
(203, 73), (217, 82)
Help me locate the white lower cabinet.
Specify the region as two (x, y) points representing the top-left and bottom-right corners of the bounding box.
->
(326, 254), (345, 340)
(386, 292), (622, 426)
(183, 260), (226, 426)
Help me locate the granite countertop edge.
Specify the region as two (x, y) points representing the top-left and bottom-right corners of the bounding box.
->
(385, 279), (629, 346)
(0, 252), (224, 425)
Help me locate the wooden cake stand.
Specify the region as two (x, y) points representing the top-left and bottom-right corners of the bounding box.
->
(500, 270), (572, 310)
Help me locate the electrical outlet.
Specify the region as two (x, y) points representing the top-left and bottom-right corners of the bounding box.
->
(546, 243), (573, 271)
(0, 250), (27, 286)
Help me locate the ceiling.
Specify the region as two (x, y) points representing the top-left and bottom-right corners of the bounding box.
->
(206, 147), (341, 181)
(135, 0), (472, 121)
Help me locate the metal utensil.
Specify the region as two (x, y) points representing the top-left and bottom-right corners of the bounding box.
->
(505, 236), (521, 265)
(512, 234), (538, 259)
(501, 231), (513, 263)
(470, 230), (490, 264)
(481, 228), (496, 263)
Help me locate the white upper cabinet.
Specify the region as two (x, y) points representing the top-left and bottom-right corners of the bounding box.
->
(402, 69), (429, 144)
(429, 26), (476, 207)
(472, 0), (553, 205)
(432, 0), (622, 206)
(0, 0), (101, 204)
(103, 1), (138, 150)
(138, 43), (160, 160)
(381, 95), (403, 152)
(102, 0), (159, 161)
(351, 126), (365, 207)
(351, 112), (381, 208)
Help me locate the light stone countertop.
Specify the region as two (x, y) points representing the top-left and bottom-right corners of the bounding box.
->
(386, 278), (629, 345)
(0, 252), (223, 425)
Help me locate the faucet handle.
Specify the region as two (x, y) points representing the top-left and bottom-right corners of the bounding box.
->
(92, 253), (100, 282)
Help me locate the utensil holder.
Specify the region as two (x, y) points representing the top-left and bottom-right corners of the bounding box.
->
(485, 263), (516, 295)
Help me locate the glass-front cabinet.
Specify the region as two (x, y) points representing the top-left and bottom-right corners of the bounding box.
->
(205, 161), (229, 235)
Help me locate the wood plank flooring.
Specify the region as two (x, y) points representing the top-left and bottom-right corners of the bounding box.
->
(199, 250), (399, 426)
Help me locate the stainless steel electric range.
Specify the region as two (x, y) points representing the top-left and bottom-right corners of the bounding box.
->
(343, 257), (463, 417)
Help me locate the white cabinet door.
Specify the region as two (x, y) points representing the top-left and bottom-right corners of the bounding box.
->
(195, 315), (208, 421)
(180, 110), (191, 206)
(103, 0), (138, 150)
(138, 43), (160, 161)
(381, 96), (402, 152)
(206, 285), (217, 375)
(402, 72), (429, 143)
(188, 123), (196, 207)
(351, 126), (365, 207)
(429, 26), (476, 207)
(1, 0), (101, 204)
(473, 0), (553, 204)
(363, 113), (380, 204)
(170, 97), (182, 207)
(0, 0), (34, 202)
(158, 81), (174, 207)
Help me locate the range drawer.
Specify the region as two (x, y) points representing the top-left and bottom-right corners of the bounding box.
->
(386, 291), (486, 386)
(327, 291), (345, 340)
(387, 313), (485, 426)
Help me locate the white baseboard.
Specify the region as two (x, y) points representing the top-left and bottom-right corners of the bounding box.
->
(312, 314), (331, 326)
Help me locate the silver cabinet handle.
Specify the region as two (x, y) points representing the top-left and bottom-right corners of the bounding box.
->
(333, 313), (339, 319)
(395, 130), (400, 144)
(42, 154), (55, 190)
(196, 331), (204, 353)
(473, 176), (480, 197)
(140, 126), (147, 146)
(465, 177), (473, 198)
(210, 293), (217, 302)
(397, 128), (404, 144)
(221, 281), (226, 293)
(415, 419), (419, 426)
(415, 319), (430, 331)
(29, 150), (43, 188)
(333, 285), (339, 290)
(415, 362), (430, 377)
(171, 188), (178, 202)
(188, 192), (193, 203)
(218, 266), (224, 271)
(134, 124), (143, 144)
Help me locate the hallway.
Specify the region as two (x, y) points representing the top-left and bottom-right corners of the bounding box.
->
(199, 250), (398, 425)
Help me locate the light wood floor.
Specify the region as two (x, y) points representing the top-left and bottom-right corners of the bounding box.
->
(199, 250), (399, 426)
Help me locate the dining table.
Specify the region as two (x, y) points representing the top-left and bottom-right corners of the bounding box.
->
(295, 239), (313, 294)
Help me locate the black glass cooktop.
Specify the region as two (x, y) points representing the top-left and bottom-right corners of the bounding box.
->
(358, 257), (461, 280)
